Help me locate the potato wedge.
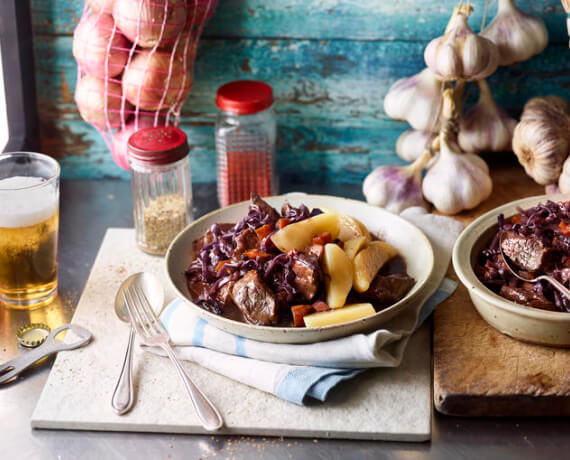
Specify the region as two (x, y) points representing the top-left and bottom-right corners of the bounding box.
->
(353, 241), (398, 293)
(270, 213), (340, 252)
(319, 207), (371, 242)
(303, 303), (375, 327)
(322, 243), (353, 309)
(343, 235), (368, 260)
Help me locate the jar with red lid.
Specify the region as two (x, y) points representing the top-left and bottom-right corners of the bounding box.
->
(128, 126), (192, 255)
(215, 80), (277, 207)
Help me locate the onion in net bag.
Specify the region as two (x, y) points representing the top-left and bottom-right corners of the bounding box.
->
(72, 0), (218, 170)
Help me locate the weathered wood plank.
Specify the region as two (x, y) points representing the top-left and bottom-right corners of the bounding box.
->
(40, 117), (410, 184)
(35, 37), (570, 123)
(34, 34), (570, 182)
(31, 0), (568, 43)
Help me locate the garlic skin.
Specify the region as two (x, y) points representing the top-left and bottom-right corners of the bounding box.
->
(512, 96), (570, 185)
(558, 156), (570, 193)
(458, 80), (517, 153)
(363, 152), (431, 214)
(383, 69), (443, 131)
(481, 0), (548, 66)
(424, 11), (499, 81)
(396, 130), (437, 162)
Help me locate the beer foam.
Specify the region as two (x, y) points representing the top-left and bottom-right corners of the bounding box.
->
(0, 176), (58, 228)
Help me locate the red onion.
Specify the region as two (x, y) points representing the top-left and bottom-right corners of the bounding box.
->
(113, 0), (187, 49)
(75, 75), (131, 129)
(122, 50), (192, 110)
(72, 14), (129, 78)
(88, 0), (115, 14)
(111, 113), (166, 170)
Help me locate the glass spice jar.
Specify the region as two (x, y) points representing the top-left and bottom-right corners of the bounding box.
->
(128, 126), (192, 255)
(215, 80), (277, 207)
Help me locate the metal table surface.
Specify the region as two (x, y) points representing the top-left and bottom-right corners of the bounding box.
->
(1, 180), (569, 460)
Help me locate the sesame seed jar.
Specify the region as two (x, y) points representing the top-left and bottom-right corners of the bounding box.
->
(128, 126), (193, 255)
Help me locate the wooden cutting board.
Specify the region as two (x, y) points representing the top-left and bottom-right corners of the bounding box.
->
(433, 163), (570, 416)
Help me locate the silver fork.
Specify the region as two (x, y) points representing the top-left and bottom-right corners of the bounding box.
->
(123, 284), (223, 431)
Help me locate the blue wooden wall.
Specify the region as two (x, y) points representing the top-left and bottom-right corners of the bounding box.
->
(31, 0), (569, 184)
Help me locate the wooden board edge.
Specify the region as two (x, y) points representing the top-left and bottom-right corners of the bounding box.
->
(434, 392), (570, 417)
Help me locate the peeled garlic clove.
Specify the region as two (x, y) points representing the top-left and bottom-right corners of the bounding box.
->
(396, 130), (437, 162)
(424, 11), (499, 81)
(458, 80), (517, 153)
(363, 152), (431, 214)
(558, 156), (570, 193)
(383, 68), (443, 131)
(512, 96), (570, 185)
(481, 0), (548, 67)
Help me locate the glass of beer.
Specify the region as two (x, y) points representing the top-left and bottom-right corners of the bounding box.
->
(0, 152), (60, 309)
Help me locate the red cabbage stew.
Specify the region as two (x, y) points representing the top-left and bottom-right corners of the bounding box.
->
(477, 200), (570, 313)
(185, 194), (414, 327)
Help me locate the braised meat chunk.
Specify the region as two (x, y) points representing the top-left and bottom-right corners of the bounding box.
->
(234, 228), (260, 257)
(192, 223), (234, 253)
(360, 274), (415, 306)
(292, 253), (320, 301)
(499, 285), (556, 311)
(231, 271), (279, 325)
(251, 193), (280, 226)
(500, 232), (554, 272)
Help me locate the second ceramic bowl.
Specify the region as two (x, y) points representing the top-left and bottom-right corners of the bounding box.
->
(453, 193), (570, 347)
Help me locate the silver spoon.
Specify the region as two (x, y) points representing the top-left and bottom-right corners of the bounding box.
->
(499, 232), (570, 300)
(111, 273), (164, 415)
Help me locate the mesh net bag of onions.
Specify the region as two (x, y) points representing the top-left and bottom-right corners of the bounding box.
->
(72, 0), (218, 170)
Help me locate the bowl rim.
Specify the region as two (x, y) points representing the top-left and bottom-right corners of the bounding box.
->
(453, 193), (570, 322)
(165, 193), (435, 333)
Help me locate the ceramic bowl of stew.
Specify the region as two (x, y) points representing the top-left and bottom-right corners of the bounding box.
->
(165, 193), (436, 344)
(453, 193), (570, 347)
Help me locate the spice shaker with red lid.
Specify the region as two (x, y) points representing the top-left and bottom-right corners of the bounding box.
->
(128, 126), (193, 255)
(215, 80), (277, 207)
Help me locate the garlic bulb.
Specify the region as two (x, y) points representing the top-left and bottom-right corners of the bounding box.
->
(424, 10), (499, 81)
(512, 96), (570, 185)
(383, 68), (443, 131)
(422, 90), (493, 215)
(363, 152), (431, 214)
(423, 135), (493, 214)
(396, 130), (437, 162)
(558, 156), (570, 193)
(481, 0), (548, 66)
(458, 79), (517, 153)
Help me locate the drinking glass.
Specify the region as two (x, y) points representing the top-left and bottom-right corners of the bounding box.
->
(0, 152), (60, 309)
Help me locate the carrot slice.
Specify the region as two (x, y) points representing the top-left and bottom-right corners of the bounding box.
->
(291, 304), (315, 327)
(511, 215), (522, 224)
(255, 224), (273, 240)
(277, 218), (290, 229)
(243, 249), (271, 259)
(216, 260), (231, 272)
(311, 232), (332, 246)
(559, 221), (570, 236)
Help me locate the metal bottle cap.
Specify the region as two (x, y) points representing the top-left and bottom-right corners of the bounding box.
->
(16, 323), (51, 348)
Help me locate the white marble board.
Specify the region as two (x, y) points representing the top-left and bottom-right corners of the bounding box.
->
(31, 229), (431, 441)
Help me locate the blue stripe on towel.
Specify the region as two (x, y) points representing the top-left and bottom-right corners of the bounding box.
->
(161, 298), (183, 330)
(275, 367), (361, 405)
(192, 319), (207, 347)
(235, 336), (247, 357)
